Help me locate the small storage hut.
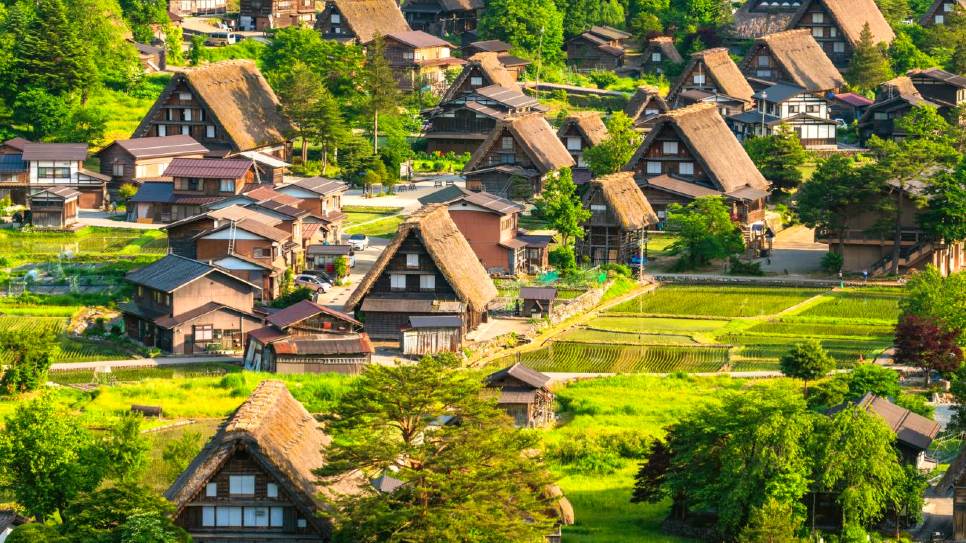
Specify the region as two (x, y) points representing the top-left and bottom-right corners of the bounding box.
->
(485, 363), (554, 427)
(28, 187), (79, 228)
(519, 286), (557, 318)
(401, 315), (464, 356)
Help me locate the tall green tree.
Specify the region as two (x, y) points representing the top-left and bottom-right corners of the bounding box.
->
(901, 266), (966, 341)
(888, 31), (936, 74)
(0, 396), (105, 522)
(0, 328), (54, 393)
(262, 27), (364, 100)
(584, 111), (642, 176)
(363, 35), (400, 154)
(920, 157), (966, 245)
(737, 498), (803, 543)
(665, 0), (731, 33)
(101, 412), (151, 484)
(811, 406), (903, 530)
(478, 0), (565, 64)
(666, 195), (744, 269)
(846, 23), (893, 93)
(63, 484), (189, 542)
(275, 61), (328, 163)
(743, 123), (808, 194)
(534, 168), (591, 248)
(316, 354), (556, 542)
(779, 340), (836, 397)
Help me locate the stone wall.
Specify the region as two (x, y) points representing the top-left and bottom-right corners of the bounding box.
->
(549, 281), (609, 323)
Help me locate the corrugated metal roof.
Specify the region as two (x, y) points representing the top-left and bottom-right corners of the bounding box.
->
(306, 244), (352, 255)
(201, 218), (291, 242)
(126, 254), (257, 292)
(285, 177), (347, 196)
(272, 334), (373, 355)
(486, 362), (550, 389)
(476, 84), (538, 108)
(267, 299), (361, 329)
(469, 39), (512, 52)
(108, 135), (208, 159)
(129, 181), (174, 203)
(387, 30), (452, 48)
(520, 287), (556, 300)
(21, 142), (88, 161)
(163, 158), (253, 179)
(408, 315), (462, 328)
(0, 153), (26, 173)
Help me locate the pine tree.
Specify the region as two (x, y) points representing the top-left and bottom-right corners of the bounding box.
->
(363, 35), (400, 154)
(275, 62), (326, 164)
(846, 23), (893, 93)
(313, 87), (347, 176)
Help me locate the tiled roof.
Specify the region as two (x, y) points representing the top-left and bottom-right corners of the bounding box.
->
(163, 158), (253, 179)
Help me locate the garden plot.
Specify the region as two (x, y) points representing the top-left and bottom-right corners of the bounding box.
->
(497, 342), (729, 373)
(606, 285), (824, 318)
(795, 289), (902, 321)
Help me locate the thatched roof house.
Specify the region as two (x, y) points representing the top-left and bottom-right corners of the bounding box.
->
(165, 381), (360, 540)
(625, 103), (770, 226)
(786, 0), (894, 48)
(731, 0), (797, 39)
(440, 52), (520, 103)
(133, 60), (294, 158)
(577, 172), (658, 266)
(741, 29), (845, 93)
(317, 0), (412, 44)
(557, 112), (608, 170)
(640, 36), (684, 74)
(463, 113), (575, 199)
(345, 204), (497, 339)
(920, 0), (966, 25)
(667, 48), (755, 108)
(624, 86), (670, 129)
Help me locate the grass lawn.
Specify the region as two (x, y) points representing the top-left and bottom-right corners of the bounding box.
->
(544, 374), (791, 542)
(645, 233), (678, 257)
(607, 285), (825, 318)
(496, 342), (729, 373)
(345, 215), (406, 238)
(343, 205), (405, 238)
(88, 75), (170, 144)
(342, 205), (403, 226)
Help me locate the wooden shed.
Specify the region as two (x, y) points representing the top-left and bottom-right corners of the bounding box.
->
(401, 315), (464, 356)
(27, 187), (79, 228)
(519, 286), (557, 318)
(485, 363), (554, 427)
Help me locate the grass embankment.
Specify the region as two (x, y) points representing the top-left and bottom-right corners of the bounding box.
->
(343, 205), (406, 238)
(497, 285), (902, 373)
(88, 75), (170, 144)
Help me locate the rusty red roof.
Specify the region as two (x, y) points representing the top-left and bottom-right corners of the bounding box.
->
(163, 158), (253, 179)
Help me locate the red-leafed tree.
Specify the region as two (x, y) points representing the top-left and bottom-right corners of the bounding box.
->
(894, 314), (964, 385)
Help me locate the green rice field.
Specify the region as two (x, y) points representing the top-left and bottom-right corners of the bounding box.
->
(606, 285), (822, 317)
(507, 285), (901, 374)
(0, 314), (137, 364)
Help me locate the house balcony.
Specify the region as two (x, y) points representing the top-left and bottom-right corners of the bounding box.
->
(816, 227), (927, 246)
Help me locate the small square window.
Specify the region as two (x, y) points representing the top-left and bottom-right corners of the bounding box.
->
(206, 125), (216, 138)
(220, 179), (235, 192)
(420, 274), (435, 290)
(645, 161), (661, 174)
(590, 204), (606, 212)
(267, 483), (278, 498)
(812, 27), (823, 38)
(470, 76), (483, 86)
(812, 12), (823, 22)
(566, 136), (582, 150)
(181, 125), (190, 136)
(331, 13), (340, 22)
(229, 475), (255, 495)
(406, 253), (419, 268)
(757, 55), (770, 67)
(692, 73), (706, 85)
(206, 482), (218, 497)
(158, 125), (167, 137)
(679, 162), (694, 175)
(833, 41), (845, 53)
(390, 274), (406, 290)
(297, 518), (308, 528)
(112, 163), (124, 176)
(651, 52), (661, 62)
(944, 2), (953, 10)
(662, 141), (678, 154)
(202, 507), (215, 527)
(501, 136), (513, 150)
(179, 91), (192, 100)
(936, 13), (945, 22)
(829, 27), (837, 37)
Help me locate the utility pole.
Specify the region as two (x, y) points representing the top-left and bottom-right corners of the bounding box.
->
(638, 228), (646, 282)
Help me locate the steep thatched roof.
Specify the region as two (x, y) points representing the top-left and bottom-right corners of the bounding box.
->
(669, 48), (755, 104)
(135, 61), (293, 153)
(788, 0), (894, 46)
(626, 103), (769, 194)
(465, 113), (575, 174)
(747, 29), (845, 92)
(590, 172), (658, 230)
(645, 36), (683, 63)
(558, 111), (609, 146)
(332, 0), (411, 44)
(344, 205), (497, 313)
(624, 86), (669, 123)
(880, 75), (923, 100)
(441, 52), (519, 102)
(731, 0), (796, 39)
(165, 381), (361, 533)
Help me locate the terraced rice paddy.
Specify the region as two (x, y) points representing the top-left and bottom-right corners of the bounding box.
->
(0, 314), (135, 363)
(504, 285), (900, 374)
(607, 285), (822, 317)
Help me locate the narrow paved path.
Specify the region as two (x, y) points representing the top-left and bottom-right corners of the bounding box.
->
(50, 355), (240, 371)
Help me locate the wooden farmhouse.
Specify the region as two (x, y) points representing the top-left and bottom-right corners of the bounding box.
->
(130, 40), (166, 72)
(566, 25), (632, 72)
(127, 158), (257, 223)
(920, 0), (966, 25)
(830, 393), (940, 467)
(418, 185), (549, 274)
(557, 111), (608, 172)
(164, 204), (281, 257)
(275, 177), (347, 244)
(169, 0), (225, 17)
(639, 36), (683, 75)
(165, 380), (360, 542)
(425, 83), (542, 155)
(666, 48), (756, 112)
(383, 31), (465, 92)
(316, 0), (411, 44)
(96, 135), (208, 195)
(784, 0), (894, 69)
(132, 60), (294, 161)
(238, 0), (315, 30)
(858, 75), (947, 142)
(305, 244), (353, 273)
(439, 52), (520, 102)
(519, 286), (556, 318)
(401, 315), (464, 356)
(829, 92), (873, 123)
(0, 142), (109, 209)
(576, 171), (658, 266)
(815, 177), (966, 275)
(344, 204), (497, 341)
(727, 83), (838, 149)
(244, 300), (372, 374)
(740, 29), (845, 94)
(485, 363), (554, 428)
(198, 219), (298, 301)
(462, 113), (575, 200)
(121, 254), (262, 354)
(205, 185), (334, 247)
(625, 103), (771, 228)
(624, 86), (670, 131)
(27, 187), (80, 229)
(401, 0), (484, 36)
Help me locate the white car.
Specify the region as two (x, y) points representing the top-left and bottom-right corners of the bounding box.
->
(347, 234), (369, 251)
(294, 274), (332, 293)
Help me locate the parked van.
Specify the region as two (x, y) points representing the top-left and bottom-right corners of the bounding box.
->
(205, 32), (238, 46)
